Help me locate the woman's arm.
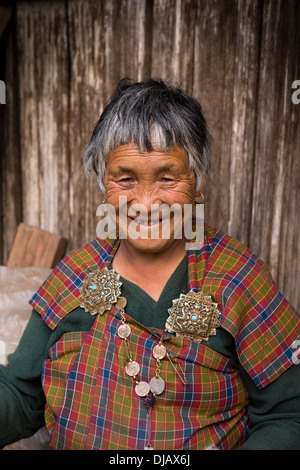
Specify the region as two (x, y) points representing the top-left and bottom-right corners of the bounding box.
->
(238, 363), (300, 449)
(0, 310), (51, 447)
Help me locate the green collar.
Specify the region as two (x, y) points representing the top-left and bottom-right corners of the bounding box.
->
(118, 254), (188, 330)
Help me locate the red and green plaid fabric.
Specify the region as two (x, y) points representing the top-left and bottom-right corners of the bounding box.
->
(42, 308), (249, 450)
(30, 224), (300, 449)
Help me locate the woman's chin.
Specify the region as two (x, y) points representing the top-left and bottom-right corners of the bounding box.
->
(118, 221), (186, 254)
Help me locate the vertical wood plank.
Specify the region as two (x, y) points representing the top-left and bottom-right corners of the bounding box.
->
(192, 0), (238, 232)
(102, 0), (153, 96)
(16, 1), (70, 241)
(250, 0), (300, 307)
(227, 0), (262, 244)
(67, 0), (105, 248)
(0, 12), (22, 263)
(151, 0), (198, 89)
(151, 0), (177, 81)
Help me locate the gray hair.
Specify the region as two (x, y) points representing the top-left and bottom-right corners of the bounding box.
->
(83, 78), (210, 192)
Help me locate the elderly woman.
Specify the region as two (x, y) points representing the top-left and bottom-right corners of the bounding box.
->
(1, 78), (300, 451)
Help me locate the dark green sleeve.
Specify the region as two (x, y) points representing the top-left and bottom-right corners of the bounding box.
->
(208, 328), (300, 449)
(0, 310), (51, 447)
(238, 363), (300, 450)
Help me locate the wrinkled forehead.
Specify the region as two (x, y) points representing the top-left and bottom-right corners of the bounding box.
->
(106, 143), (190, 170)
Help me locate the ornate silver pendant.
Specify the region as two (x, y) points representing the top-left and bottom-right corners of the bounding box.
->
(165, 290), (221, 342)
(79, 267), (122, 315)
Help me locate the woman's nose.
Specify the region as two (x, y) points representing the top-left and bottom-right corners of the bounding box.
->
(132, 187), (160, 209)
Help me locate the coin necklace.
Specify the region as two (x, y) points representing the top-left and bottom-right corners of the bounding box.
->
(116, 295), (167, 449)
(117, 296), (167, 396)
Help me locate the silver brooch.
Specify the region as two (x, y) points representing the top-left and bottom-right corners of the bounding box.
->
(165, 290), (221, 342)
(79, 267), (122, 315)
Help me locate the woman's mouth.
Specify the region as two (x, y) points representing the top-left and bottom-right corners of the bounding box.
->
(129, 216), (162, 228)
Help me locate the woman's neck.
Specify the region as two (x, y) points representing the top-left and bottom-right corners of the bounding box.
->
(112, 239), (187, 301)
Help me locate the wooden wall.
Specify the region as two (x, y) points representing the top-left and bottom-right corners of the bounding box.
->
(1, 0), (300, 310)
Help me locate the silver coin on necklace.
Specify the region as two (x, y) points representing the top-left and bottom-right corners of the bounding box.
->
(125, 361), (140, 377)
(117, 323), (131, 338)
(149, 376), (165, 395)
(152, 344), (167, 360)
(135, 381), (151, 397)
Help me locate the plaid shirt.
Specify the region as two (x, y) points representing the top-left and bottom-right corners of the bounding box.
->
(30, 225), (300, 449)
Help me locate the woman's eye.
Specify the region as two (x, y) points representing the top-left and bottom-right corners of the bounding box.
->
(160, 177), (174, 182)
(119, 177), (133, 183)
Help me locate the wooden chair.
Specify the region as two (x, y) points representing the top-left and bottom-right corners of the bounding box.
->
(6, 223), (68, 269)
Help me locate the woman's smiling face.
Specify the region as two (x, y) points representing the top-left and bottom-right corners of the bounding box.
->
(104, 143), (199, 255)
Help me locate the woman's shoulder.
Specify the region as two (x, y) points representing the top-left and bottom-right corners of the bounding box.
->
(204, 223), (267, 267)
(199, 223), (274, 288)
(29, 237), (118, 330)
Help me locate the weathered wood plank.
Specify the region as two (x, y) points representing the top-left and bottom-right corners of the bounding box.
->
(16, 1), (70, 240)
(151, 0), (177, 82)
(192, 0), (238, 232)
(67, 0), (105, 249)
(6, 222), (67, 268)
(250, 0), (300, 307)
(151, 0), (198, 90)
(0, 12), (22, 263)
(227, 0), (262, 244)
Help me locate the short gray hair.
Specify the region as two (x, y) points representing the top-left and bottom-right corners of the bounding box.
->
(83, 78), (210, 192)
